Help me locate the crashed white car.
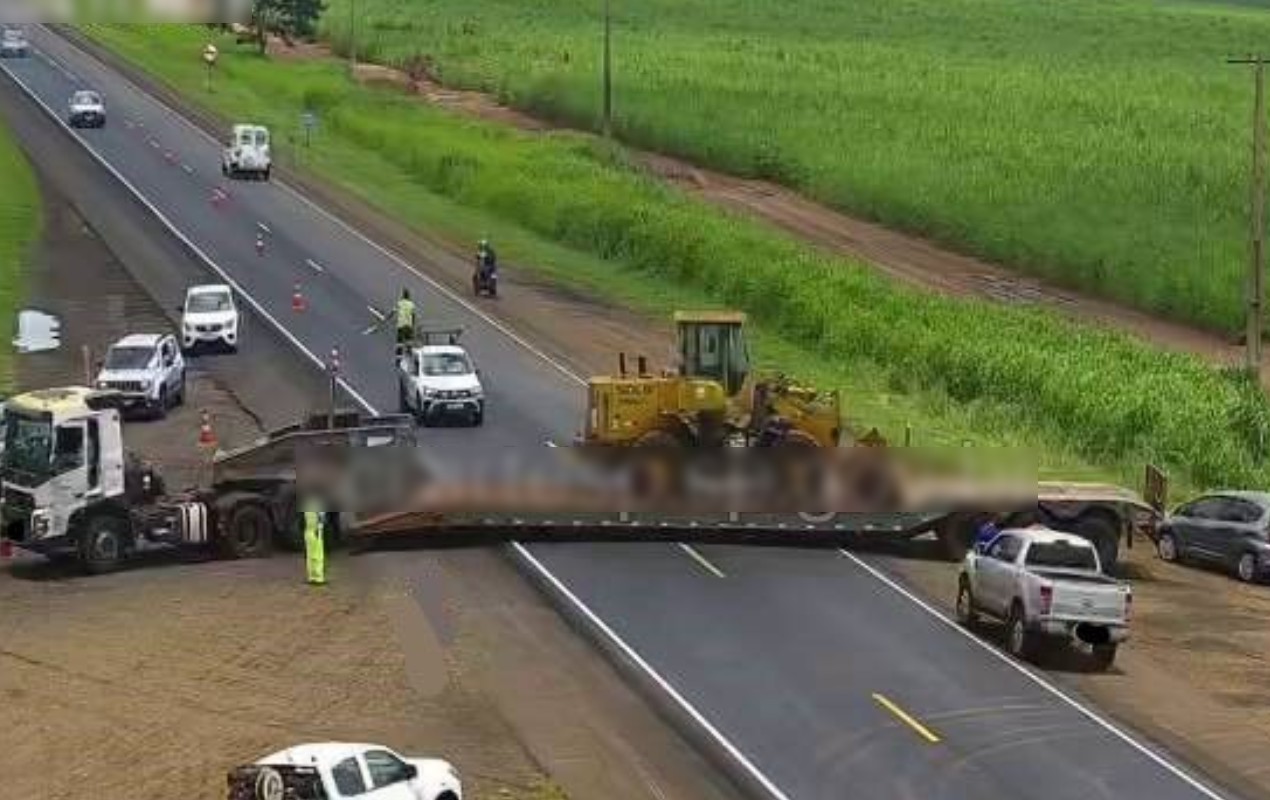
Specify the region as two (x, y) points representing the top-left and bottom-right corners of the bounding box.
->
(397, 343), (485, 427)
(228, 742), (462, 800)
(67, 90), (106, 128)
(180, 283), (239, 352)
(222, 123), (272, 180)
(95, 333), (186, 419)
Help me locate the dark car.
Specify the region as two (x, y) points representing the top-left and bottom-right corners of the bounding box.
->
(1156, 491), (1270, 583)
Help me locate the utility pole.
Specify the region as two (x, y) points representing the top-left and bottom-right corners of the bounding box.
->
(348, 0), (357, 77)
(602, 0), (613, 136)
(1230, 55), (1268, 379)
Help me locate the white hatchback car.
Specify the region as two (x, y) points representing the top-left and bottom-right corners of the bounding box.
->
(181, 284), (239, 352)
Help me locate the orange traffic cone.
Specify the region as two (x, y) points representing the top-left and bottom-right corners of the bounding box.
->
(255, 233), (265, 257)
(292, 283), (307, 312)
(0, 539), (12, 560)
(198, 410), (217, 449)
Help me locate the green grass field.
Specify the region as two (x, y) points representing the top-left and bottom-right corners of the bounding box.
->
(0, 120), (38, 393)
(84, 24), (1270, 495)
(318, 0), (1270, 336)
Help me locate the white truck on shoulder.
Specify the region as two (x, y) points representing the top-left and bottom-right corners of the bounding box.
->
(228, 742), (462, 800)
(222, 123), (272, 181)
(956, 526), (1131, 670)
(95, 333), (186, 419)
(396, 329), (485, 427)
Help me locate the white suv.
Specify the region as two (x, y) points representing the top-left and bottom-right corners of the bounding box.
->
(180, 284), (239, 352)
(0, 27), (29, 59)
(397, 343), (485, 427)
(221, 123), (272, 180)
(95, 334), (186, 419)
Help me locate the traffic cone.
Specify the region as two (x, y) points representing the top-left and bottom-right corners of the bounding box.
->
(255, 232), (265, 257)
(292, 283), (307, 312)
(198, 410), (217, 449)
(210, 187), (226, 209)
(164, 150), (177, 165)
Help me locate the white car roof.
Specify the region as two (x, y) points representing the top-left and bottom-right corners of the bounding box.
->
(187, 284), (232, 296)
(257, 742), (394, 767)
(416, 345), (469, 357)
(113, 333), (165, 349)
(233, 123), (268, 133)
(72, 90), (100, 101)
(1002, 526), (1092, 548)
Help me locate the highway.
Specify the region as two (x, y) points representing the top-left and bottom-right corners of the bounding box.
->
(0, 25), (1241, 800)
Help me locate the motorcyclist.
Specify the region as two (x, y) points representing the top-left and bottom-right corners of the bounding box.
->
(476, 238), (497, 279)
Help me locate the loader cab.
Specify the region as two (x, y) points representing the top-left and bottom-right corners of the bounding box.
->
(676, 311), (750, 397)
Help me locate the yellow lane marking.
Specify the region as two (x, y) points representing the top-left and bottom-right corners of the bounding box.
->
(872, 693), (942, 744)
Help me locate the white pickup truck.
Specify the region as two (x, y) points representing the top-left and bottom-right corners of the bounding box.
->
(227, 742), (462, 800)
(222, 123), (272, 181)
(956, 526), (1131, 670)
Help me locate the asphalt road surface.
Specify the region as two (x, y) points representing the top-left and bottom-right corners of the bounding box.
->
(0, 25), (1242, 800)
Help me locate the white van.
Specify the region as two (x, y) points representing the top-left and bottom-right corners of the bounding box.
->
(221, 123), (271, 180)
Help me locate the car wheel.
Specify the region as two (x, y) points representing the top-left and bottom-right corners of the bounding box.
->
(1090, 643), (1118, 671)
(1236, 551), (1259, 584)
(955, 579), (978, 628)
(1156, 532), (1179, 563)
(175, 373), (187, 406)
(153, 387), (169, 420)
(263, 167), (272, 181)
(472, 407), (484, 427)
(1006, 601), (1038, 663)
(398, 383), (411, 414)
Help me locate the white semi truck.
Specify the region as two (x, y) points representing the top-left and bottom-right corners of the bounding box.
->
(0, 386), (415, 574)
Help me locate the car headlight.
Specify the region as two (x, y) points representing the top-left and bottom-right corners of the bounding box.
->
(140, 380), (152, 391)
(97, 380), (108, 389)
(422, 387), (437, 397)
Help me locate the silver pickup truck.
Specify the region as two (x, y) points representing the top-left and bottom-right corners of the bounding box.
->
(956, 526), (1131, 670)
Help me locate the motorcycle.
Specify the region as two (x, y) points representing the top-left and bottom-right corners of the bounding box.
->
(473, 256), (498, 298)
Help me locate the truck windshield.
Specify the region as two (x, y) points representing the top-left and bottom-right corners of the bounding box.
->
(187, 292), (231, 313)
(2, 413), (53, 483)
(423, 353), (471, 376)
(1026, 541), (1098, 571)
(104, 346), (153, 370)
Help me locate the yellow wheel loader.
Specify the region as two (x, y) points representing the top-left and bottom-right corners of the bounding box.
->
(580, 311), (843, 448)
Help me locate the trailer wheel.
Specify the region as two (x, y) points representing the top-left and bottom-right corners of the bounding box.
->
(1072, 512), (1119, 572)
(80, 514), (129, 575)
(223, 502), (274, 559)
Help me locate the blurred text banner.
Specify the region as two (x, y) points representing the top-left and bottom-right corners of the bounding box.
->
(1, 0), (251, 22)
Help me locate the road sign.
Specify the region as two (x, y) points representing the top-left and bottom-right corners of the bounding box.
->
(202, 44), (219, 65)
(301, 110), (317, 147)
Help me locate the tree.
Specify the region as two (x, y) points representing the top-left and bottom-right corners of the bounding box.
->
(251, 0), (326, 55)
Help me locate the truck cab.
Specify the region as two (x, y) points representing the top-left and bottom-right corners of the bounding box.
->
(0, 388), (132, 560)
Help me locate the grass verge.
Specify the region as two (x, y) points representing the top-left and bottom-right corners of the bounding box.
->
(82, 24), (1270, 494)
(318, 0), (1270, 336)
(0, 116), (39, 394)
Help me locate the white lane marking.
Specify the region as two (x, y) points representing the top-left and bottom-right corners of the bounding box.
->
(37, 49), (77, 81)
(544, 439), (559, 448)
(305, 258), (325, 274)
(0, 56), (376, 414)
(366, 305), (386, 321)
(510, 543), (791, 800)
(181, 163), (194, 175)
(837, 549), (1229, 800)
(678, 543), (726, 578)
(257, 222), (271, 235)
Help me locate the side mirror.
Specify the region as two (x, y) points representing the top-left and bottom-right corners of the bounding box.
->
(974, 542), (989, 556)
(403, 764), (418, 781)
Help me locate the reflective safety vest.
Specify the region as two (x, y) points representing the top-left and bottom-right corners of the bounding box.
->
(303, 507), (324, 536)
(397, 298), (416, 329)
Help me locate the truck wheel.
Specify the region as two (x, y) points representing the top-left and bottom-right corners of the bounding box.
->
(222, 502), (274, 559)
(80, 514), (129, 575)
(1090, 644), (1118, 671)
(1006, 601), (1039, 663)
(955, 579), (979, 628)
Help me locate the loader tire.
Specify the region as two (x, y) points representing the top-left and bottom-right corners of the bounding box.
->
(222, 501), (274, 559)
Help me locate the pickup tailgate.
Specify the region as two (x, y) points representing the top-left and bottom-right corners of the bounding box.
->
(1039, 571), (1129, 623)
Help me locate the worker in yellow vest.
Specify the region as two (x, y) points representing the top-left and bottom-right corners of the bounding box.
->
(395, 289), (416, 347)
(302, 496), (326, 586)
